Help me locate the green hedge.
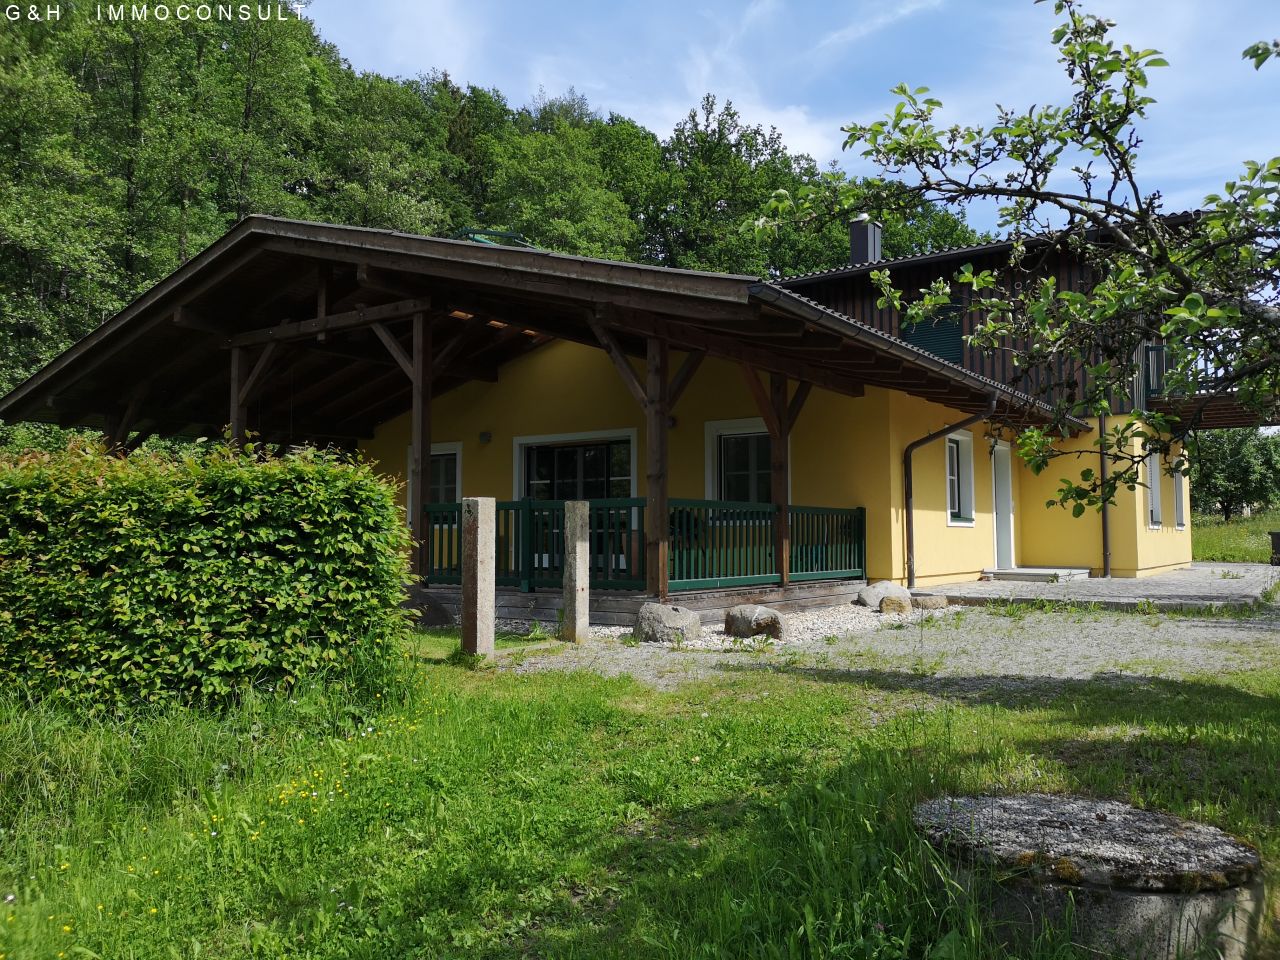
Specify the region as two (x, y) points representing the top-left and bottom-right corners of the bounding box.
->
(0, 442), (411, 708)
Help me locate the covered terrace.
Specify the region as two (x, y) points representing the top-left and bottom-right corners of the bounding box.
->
(0, 217), (1079, 598)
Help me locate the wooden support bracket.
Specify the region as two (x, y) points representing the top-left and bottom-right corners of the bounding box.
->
(738, 363), (782, 440)
(588, 308), (647, 409)
(238, 341), (280, 408)
(371, 322), (414, 379)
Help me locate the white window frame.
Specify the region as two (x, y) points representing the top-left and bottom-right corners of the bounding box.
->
(945, 431), (975, 527)
(1146, 452), (1163, 528)
(1173, 467), (1186, 529)
(406, 441), (463, 519)
(703, 418), (791, 502)
(512, 428), (638, 500)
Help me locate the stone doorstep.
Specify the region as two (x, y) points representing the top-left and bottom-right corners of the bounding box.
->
(982, 567), (1092, 583)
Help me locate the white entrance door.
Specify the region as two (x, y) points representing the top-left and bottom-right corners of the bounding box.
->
(992, 444), (1015, 570)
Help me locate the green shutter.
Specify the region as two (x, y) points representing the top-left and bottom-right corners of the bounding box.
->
(899, 307), (965, 364)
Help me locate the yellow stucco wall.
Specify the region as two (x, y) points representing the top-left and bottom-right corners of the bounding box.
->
(883, 391), (998, 587)
(1013, 422), (1191, 577)
(359, 339), (1190, 584)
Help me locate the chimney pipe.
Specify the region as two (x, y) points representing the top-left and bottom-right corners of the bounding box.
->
(849, 219), (883, 265)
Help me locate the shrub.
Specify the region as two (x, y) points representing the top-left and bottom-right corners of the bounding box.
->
(0, 441), (411, 709)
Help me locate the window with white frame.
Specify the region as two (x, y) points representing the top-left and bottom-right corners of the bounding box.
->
(946, 433), (975, 524)
(429, 451), (459, 503)
(523, 438), (631, 500)
(705, 419), (781, 504)
(718, 432), (772, 503)
(406, 443), (462, 519)
(1146, 452), (1163, 527)
(1173, 467), (1186, 528)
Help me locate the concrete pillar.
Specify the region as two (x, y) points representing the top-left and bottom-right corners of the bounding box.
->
(563, 501), (590, 642)
(461, 497), (495, 656)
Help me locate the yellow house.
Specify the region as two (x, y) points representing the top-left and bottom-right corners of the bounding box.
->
(0, 217), (1194, 611)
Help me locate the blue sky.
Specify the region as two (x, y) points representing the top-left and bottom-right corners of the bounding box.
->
(306, 0), (1278, 233)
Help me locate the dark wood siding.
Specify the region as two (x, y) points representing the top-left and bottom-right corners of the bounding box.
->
(790, 249), (1128, 415)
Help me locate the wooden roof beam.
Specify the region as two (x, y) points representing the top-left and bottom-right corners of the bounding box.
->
(258, 238), (750, 323)
(226, 298), (430, 348)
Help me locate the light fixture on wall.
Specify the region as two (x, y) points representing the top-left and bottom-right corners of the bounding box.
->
(479, 431), (492, 444)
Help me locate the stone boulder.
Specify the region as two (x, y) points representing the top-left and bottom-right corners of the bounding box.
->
(635, 602), (702, 645)
(912, 594), (948, 610)
(879, 595), (912, 616)
(724, 604), (787, 641)
(408, 594), (455, 627)
(855, 580), (911, 608)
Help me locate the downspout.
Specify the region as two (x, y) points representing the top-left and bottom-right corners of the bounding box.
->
(903, 395), (998, 589)
(1099, 412), (1112, 577)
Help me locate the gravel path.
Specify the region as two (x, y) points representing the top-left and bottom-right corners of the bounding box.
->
(499, 602), (1280, 690)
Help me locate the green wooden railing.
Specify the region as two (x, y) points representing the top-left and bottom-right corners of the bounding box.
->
(668, 498), (779, 590)
(423, 502), (462, 585)
(789, 505), (866, 582)
(423, 498), (864, 593)
(586, 498), (647, 590)
(424, 498), (645, 592)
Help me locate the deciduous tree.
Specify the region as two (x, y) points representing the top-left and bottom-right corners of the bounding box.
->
(763, 0), (1280, 511)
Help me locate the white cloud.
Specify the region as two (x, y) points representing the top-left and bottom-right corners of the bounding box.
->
(816, 0), (945, 51)
(307, 0), (485, 80)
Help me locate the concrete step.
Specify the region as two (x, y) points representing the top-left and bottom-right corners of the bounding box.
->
(982, 567), (1091, 583)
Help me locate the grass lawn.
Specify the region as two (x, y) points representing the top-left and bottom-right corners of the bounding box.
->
(1, 628), (1278, 959)
(1193, 507), (1280, 563)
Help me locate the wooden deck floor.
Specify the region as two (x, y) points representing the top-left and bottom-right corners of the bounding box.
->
(412, 579), (866, 627)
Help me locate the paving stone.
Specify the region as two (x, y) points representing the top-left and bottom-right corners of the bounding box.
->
(935, 563), (1276, 611)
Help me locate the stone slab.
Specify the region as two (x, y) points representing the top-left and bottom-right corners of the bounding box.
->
(914, 794), (1260, 891)
(935, 563), (1277, 612)
(915, 794), (1265, 960)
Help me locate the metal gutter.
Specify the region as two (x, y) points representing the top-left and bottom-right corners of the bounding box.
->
(903, 396), (998, 588)
(1099, 412), (1112, 577)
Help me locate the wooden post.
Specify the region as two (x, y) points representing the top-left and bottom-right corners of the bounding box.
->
(410, 311), (432, 576)
(563, 500), (590, 642)
(461, 497), (495, 656)
(770, 373), (791, 586)
(229, 346), (246, 445)
(645, 337), (670, 599)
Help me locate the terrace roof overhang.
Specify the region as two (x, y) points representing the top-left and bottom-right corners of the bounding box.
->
(0, 216), (1086, 444)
